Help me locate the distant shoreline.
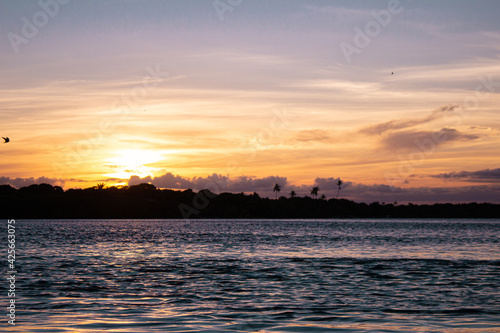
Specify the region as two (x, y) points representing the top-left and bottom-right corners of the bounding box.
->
(1, 183), (499, 219)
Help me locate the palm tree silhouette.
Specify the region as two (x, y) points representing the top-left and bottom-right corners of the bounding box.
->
(290, 190), (296, 198)
(310, 186), (319, 198)
(96, 182), (106, 190)
(336, 179), (343, 199)
(273, 183), (281, 199)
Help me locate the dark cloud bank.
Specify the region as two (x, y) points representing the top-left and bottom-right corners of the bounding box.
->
(431, 168), (500, 182)
(0, 176), (65, 188)
(127, 172), (500, 204)
(2, 170), (499, 203)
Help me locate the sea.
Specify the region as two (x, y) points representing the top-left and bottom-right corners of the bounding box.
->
(3, 219), (500, 332)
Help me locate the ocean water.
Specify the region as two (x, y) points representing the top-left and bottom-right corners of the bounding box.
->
(3, 219), (500, 332)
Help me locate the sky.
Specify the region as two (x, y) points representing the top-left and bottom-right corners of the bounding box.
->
(1, 0), (500, 203)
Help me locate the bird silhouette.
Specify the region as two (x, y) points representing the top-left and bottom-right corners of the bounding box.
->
(391, 72), (394, 75)
(2, 137), (9, 143)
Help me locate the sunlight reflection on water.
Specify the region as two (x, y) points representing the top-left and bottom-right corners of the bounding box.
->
(7, 219), (500, 332)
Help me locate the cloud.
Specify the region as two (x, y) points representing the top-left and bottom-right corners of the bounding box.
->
(313, 177), (351, 191)
(0, 176), (65, 188)
(294, 129), (333, 143)
(381, 128), (478, 151)
(312, 177), (500, 203)
(2, 172), (498, 203)
(128, 172), (500, 203)
(257, 176), (500, 203)
(227, 176), (288, 193)
(360, 104), (459, 136)
(431, 168), (500, 182)
(128, 173), (288, 193)
(129, 173), (194, 189)
(343, 183), (500, 204)
(68, 178), (123, 183)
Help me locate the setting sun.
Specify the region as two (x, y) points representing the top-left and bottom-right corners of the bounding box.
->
(104, 149), (165, 179)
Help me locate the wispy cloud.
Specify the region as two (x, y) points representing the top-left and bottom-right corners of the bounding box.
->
(359, 104), (459, 136)
(293, 129), (334, 143)
(431, 168), (500, 183)
(380, 128), (479, 151)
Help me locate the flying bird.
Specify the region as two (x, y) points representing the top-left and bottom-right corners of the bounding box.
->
(2, 137), (9, 143)
(391, 72), (394, 75)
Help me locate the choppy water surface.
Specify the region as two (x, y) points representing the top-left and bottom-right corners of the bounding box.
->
(5, 219), (500, 332)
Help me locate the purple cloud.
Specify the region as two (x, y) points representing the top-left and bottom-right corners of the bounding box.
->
(431, 168), (500, 182)
(381, 128), (478, 151)
(360, 105), (459, 136)
(294, 129), (333, 143)
(128, 173), (288, 194)
(126, 172), (500, 203)
(3, 172), (497, 204)
(0, 176), (65, 188)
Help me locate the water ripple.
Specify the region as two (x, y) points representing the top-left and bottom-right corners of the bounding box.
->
(5, 219), (500, 332)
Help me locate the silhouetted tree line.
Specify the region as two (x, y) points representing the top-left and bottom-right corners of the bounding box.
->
(0, 183), (499, 219)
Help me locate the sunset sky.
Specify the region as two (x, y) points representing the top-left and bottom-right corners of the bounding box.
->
(1, 0), (499, 203)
